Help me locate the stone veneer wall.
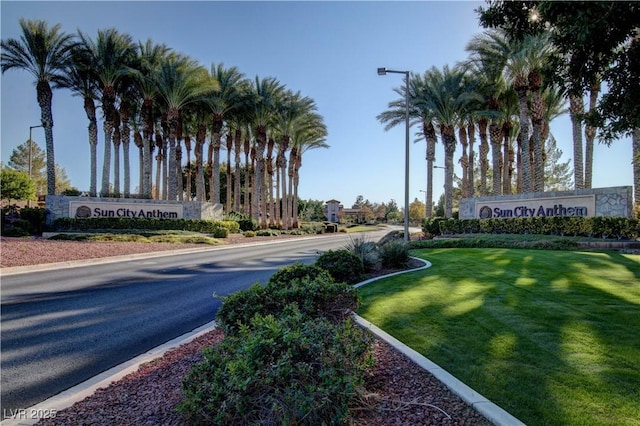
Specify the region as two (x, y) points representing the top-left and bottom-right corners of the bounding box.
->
(45, 196), (223, 225)
(458, 186), (632, 220)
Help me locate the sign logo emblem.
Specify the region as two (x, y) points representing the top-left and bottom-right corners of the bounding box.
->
(75, 205), (92, 219)
(479, 206), (492, 219)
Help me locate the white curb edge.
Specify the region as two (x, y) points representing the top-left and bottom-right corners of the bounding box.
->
(353, 256), (526, 426)
(0, 320), (218, 426)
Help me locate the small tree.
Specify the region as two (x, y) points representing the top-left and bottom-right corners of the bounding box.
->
(1, 167), (36, 202)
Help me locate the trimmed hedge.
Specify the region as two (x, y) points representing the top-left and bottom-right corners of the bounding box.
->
(436, 217), (639, 240)
(50, 217), (236, 237)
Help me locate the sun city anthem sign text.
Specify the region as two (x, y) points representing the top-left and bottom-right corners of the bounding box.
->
(475, 195), (595, 219)
(70, 201), (183, 219)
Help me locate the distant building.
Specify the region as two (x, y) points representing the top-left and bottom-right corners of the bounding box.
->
(323, 199), (364, 223)
(324, 199), (342, 222)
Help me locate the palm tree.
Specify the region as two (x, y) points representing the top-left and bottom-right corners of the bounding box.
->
(1, 19), (76, 195)
(247, 76), (285, 228)
(207, 63), (245, 206)
(421, 65), (480, 217)
(154, 54), (219, 201)
(78, 28), (136, 197)
(273, 91), (317, 228)
(525, 33), (555, 192)
(133, 40), (172, 198)
(56, 42), (100, 196)
(290, 113), (328, 228)
(465, 30), (509, 196)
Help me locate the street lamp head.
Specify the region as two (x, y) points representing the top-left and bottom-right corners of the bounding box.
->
(377, 67), (387, 76)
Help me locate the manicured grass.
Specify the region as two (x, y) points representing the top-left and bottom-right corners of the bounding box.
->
(341, 224), (385, 233)
(357, 248), (640, 426)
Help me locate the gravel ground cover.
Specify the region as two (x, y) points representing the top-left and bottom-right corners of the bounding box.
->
(1, 236), (492, 425)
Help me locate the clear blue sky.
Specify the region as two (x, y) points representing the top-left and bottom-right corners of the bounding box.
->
(1, 1), (633, 208)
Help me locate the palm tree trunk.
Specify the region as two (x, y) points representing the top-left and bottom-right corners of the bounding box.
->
(489, 120), (502, 196)
(36, 81), (56, 195)
(211, 119), (223, 204)
(502, 121), (513, 195)
(195, 123), (206, 202)
(467, 122), (476, 199)
(243, 138), (251, 216)
(424, 122), (437, 217)
(254, 125), (267, 228)
(85, 96), (99, 197)
(141, 100), (154, 199)
(584, 82), (600, 189)
(226, 131), (233, 213)
(442, 125), (456, 218)
(569, 94), (585, 190)
(633, 127), (640, 209)
(101, 121), (113, 197)
(287, 147), (296, 228)
(120, 102), (131, 198)
(478, 118), (489, 196)
(113, 131), (121, 197)
(184, 135), (192, 201)
(233, 129), (242, 212)
(292, 151), (302, 228)
(459, 127), (469, 198)
(516, 82), (533, 193)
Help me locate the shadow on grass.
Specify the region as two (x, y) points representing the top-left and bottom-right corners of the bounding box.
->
(356, 248), (640, 426)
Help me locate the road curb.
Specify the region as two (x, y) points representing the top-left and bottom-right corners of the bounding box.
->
(354, 256), (525, 426)
(0, 320), (218, 426)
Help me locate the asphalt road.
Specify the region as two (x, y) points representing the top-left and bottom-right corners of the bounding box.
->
(0, 229), (397, 415)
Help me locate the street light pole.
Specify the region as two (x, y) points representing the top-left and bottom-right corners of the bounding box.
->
(29, 124), (43, 180)
(378, 67), (410, 242)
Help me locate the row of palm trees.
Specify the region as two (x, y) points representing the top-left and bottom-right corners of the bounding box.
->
(378, 29), (622, 218)
(1, 19), (328, 229)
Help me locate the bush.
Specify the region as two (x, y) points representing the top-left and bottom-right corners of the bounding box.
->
(315, 249), (364, 284)
(268, 262), (334, 286)
(1, 205), (46, 236)
(215, 271), (359, 335)
(422, 217), (446, 236)
(243, 230), (256, 237)
(180, 307), (372, 426)
(344, 234), (379, 271)
(256, 229), (279, 237)
(378, 240), (410, 268)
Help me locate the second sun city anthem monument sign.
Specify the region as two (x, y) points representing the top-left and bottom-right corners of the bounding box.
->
(459, 186), (633, 220)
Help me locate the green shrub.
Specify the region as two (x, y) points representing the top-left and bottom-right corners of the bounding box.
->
(268, 262), (334, 286)
(315, 249), (364, 284)
(437, 217), (639, 240)
(1, 205), (46, 236)
(50, 217), (233, 235)
(219, 220), (240, 234)
(215, 272), (358, 335)
(344, 234), (379, 271)
(211, 226), (228, 238)
(422, 217), (446, 236)
(243, 230), (256, 237)
(180, 307), (372, 426)
(238, 219), (256, 232)
(256, 229), (279, 236)
(378, 240), (410, 268)
(324, 222), (338, 233)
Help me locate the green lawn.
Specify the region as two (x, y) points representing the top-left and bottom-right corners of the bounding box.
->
(356, 248), (640, 426)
